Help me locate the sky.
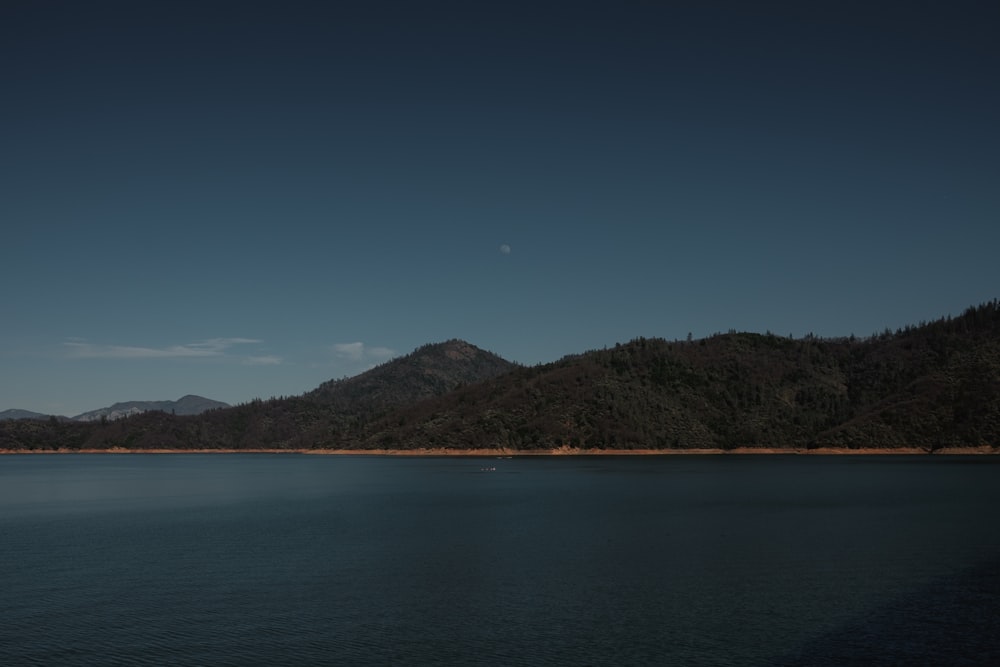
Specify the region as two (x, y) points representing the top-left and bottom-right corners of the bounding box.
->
(2, 0), (998, 416)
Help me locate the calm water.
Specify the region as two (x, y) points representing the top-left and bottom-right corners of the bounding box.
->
(1, 454), (999, 666)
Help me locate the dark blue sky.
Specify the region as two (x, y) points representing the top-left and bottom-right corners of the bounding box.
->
(3, 1), (998, 415)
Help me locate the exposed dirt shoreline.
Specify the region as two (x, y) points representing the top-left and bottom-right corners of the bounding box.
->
(1, 446), (996, 456)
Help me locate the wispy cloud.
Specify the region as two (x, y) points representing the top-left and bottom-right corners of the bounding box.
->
(65, 338), (264, 360)
(243, 355), (282, 366)
(333, 342), (397, 364)
(333, 342), (365, 361)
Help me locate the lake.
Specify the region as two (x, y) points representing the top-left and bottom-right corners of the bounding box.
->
(1, 454), (998, 665)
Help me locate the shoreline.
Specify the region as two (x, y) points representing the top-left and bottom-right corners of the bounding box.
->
(0, 446), (996, 456)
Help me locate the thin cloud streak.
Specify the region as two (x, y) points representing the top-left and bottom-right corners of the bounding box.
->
(64, 338), (263, 360)
(333, 342), (397, 363)
(243, 355), (283, 366)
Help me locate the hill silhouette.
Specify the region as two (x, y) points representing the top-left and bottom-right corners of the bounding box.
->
(1, 303), (997, 452)
(0, 340), (516, 451)
(347, 301), (999, 451)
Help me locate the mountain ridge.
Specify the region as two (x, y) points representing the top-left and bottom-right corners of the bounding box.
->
(0, 395), (229, 423)
(0, 409), (59, 422)
(72, 395), (230, 422)
(1, 303), (998, 451)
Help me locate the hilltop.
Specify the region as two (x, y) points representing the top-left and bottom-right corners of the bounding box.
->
(1, 303), (998, 452)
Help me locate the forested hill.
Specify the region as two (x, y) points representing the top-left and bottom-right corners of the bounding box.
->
(346, 301), (1000, 451)
(0, 340), (517, 451)
(1, 303), (998, 452)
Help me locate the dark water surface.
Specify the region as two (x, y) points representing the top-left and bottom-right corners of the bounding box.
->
(2, 454), (999, 665)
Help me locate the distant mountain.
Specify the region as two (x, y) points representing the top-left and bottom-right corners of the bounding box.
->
(72, 395), (229, 422)
(2, 304), (998, 452)
(1, 395), (228, 424)
(0, 409), (56, 421)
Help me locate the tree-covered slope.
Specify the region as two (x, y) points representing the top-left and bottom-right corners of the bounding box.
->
(0, 340), (516, 451)
(1, 303), (997, 452)
(344, 301), (1000, 451)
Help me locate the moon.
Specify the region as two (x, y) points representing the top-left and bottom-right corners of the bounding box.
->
(499, 244), (511, 255)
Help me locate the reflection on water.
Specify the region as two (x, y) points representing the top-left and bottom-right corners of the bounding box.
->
(1, 454), (998, 665)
